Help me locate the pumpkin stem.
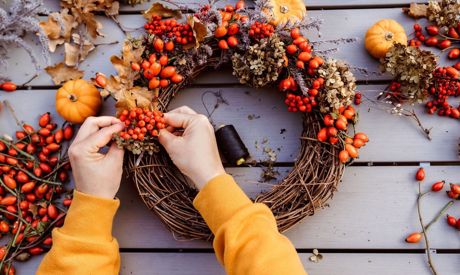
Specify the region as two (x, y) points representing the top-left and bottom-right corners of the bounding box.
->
(385, 32), (394, 41)
(68, 94), (78, 102)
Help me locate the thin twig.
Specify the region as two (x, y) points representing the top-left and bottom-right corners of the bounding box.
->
(417, 181), (438, 275)
(405, 109), (432, 141)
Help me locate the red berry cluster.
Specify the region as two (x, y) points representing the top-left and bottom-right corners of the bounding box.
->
(144, 16), (193, 45)
(425, 67), (460, 118)
(118, 108), (166, 141)
(410, 23), (460, 59)
(131, 51), (184, 90)
(354, 92), (362, 105)
(285, 28), (324, 75)
(0, 112), (74, 271)
(284, 94), (317, 112)
(249, 21), (274, 40)
(281, 77), (324, 113)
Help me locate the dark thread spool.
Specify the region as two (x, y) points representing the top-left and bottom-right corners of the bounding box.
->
(215, 125), (249, 166)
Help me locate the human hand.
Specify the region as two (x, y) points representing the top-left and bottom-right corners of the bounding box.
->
(68, 116), (125, 199)
(159, 106), (225, 190)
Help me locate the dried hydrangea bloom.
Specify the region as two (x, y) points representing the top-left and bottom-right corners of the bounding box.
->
(380, 43), (438, 102)
(427, 0), (460, 28)
(318, 59), (356, 113)
(231, 35), (286, 88)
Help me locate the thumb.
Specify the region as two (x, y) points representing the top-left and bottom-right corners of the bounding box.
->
(85, 122), (125, 153)
(106, 143), (124, 163)
(158, 129), (179, 152)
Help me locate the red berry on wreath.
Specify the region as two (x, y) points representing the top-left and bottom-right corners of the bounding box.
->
(165, 41), (175, 52)
(425, 37), (438, 46)
(1, 82), (17, 92)
(131, 62), (141, 71)
(159, 79), (170, 88)
(171, 74), (184, 83)
(426, 25), (439, 36)
(218, 39), (229, 50)
(215, 26), (228, 38)
(154, 38), (164, 52)
(448, 27), (460, 39)
(149, 78), (160, 89)
(160, 66), (176, 78)
(317, 128), (327, 142)
(290, 28), (301, 39)
(227, 23), (239, 35)
(286, 44), (297, 55)
(227, 36), (238, 47)
(339, 150), (350, 163)
(298, 52), (312, 62)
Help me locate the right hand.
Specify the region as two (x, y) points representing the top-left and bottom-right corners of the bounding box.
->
(159, 106), (225, 190)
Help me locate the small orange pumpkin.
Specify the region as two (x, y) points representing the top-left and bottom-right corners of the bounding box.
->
(267, 0), (307, 26)
(365, 19), (407, 59)
(56, 79), (102, 124)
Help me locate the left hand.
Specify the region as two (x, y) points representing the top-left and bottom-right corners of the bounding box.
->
(68, 116), (125, 199)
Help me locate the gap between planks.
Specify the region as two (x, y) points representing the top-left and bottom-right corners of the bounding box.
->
(118, 248), (460, 254)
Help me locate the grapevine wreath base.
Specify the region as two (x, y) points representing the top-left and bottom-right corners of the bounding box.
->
(127, 61), (344, 240)
(99, 0), (367, 241)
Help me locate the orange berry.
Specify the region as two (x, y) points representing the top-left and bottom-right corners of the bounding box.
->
(215, 26), (228, 38)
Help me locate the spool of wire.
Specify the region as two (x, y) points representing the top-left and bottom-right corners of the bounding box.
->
(215, 124), (249, 166)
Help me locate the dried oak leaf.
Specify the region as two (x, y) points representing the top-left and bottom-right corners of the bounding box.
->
(45, 62), (84, 85)
(115, 86), (154, 113)
(402, 3), (428, 19)
(39, 9), (78, 52)
(184, 15), (208, 49)
(40, 13), (61, 40)
(110, 39), (144, 84)
(143, 3), (182, 19)
(101, 75), (124, 97)
(64, 34), (95, 66)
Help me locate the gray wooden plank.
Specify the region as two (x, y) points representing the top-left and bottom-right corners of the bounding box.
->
(4, 9), (451, 85)
(113, 165), (460, 250)
(15, 253), (460, 275)
(3, 85), (460, 163)
(121, 253), (460, 275)
(43, 0), (416, 12)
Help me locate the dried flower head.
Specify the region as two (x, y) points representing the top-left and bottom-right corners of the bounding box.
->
(318, 59), (357, 113)
(427, 0), (460, 28)
(231, 34), (286, 88)
(0, 0), (50, 81)
(380, 43), (438, 102)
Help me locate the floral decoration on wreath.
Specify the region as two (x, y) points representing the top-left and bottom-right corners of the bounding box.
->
(96, 0), (369, 240)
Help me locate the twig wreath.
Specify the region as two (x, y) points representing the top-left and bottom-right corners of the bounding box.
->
(98, 0), (369, 240)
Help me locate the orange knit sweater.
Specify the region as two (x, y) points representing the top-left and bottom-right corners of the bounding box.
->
(37, 174), (307, 275)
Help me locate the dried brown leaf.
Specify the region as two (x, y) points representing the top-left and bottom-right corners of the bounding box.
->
(402, 3), (428, 19)
(184, 15), (208, 49)
(64, 34), (96, 66)
(61, 8), (78, 40)
(45, 62), (84, 85)
(101, 75), (124, 98)
(115, 86), (154, 113)
(39, 13), (61, 40)
(143, 3), (182, 20)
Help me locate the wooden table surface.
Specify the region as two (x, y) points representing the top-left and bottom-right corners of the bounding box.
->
(1, 0), (460, 274)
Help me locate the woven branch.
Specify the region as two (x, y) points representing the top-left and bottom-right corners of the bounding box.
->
(126, 56), (344, 241)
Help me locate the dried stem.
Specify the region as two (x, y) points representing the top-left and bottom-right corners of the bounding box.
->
(417, 181), (438, 275)
(402, 109), (432, 141)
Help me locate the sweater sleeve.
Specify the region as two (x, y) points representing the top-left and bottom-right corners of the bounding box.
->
(193, 174), (307, 275)
(37, 190), (120, 275)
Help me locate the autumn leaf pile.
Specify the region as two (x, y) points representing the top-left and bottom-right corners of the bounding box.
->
(40, 0), (121, 84)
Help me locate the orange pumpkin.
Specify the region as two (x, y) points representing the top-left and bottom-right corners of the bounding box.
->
(56, 79), (102, 124)
(365, 19), (407, 59)
(267, 0), (307, 26)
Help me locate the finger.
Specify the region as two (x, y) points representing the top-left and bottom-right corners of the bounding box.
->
(168, 106), (197, 115)
(163, 112), (199, 129)
(73, 116), (122, 143)
(166, 107), (197, 132)
(158, 129), (180, 151)
(106, 143), (125, 163)
(84, 122), (125, 153)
